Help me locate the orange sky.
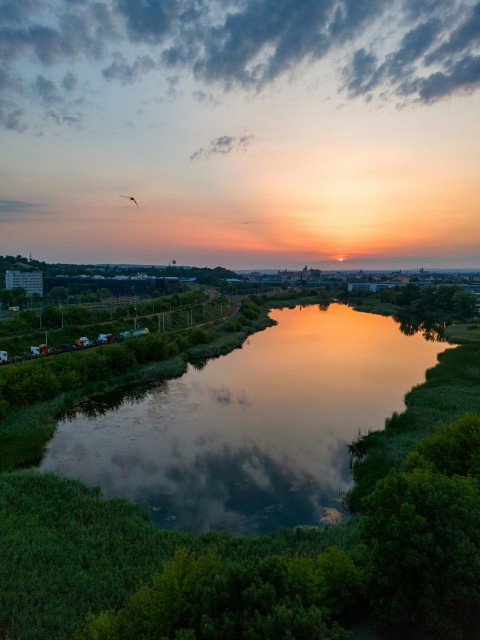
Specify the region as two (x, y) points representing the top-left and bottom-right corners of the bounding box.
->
(1, 2), (479, 270)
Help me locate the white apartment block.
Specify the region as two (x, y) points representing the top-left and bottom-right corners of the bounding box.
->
(5, 270), (43, 296)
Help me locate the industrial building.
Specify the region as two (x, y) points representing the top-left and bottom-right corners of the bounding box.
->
(5, 270), (43, 296)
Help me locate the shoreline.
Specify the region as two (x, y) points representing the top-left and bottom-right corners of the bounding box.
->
(1, 294), (478, 639)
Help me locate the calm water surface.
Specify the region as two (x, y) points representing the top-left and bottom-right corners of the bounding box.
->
(38, 304), (449, 534)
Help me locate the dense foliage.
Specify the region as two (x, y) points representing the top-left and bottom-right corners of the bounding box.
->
(0, 470), (364, 640)
(377, 283), (477, 318)
(347, 342), (480, 510)
(0, 335), (174, 411)
(362, 415), (480, 640)
(1, 280), (480, 639)
(0, 294), (275, 471)
(75, 547), (363, 640)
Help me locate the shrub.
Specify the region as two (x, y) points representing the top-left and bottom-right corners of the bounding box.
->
(362, 468), (480, 640)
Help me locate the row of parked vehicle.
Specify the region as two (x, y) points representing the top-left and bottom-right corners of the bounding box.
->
(0, 328), (149, 365)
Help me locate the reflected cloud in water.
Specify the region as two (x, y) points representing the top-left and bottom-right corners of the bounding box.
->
(111, 443), (351, 534)
(209, 386), (252, 407)
(39, 304), (448, 535)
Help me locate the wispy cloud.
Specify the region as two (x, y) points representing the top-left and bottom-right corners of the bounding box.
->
(102, 53), (156, 84)
(0, 199), (42, 221)
(190, 134), (254, 160)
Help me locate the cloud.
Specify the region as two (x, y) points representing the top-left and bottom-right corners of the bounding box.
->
(1, 0), (480, 132)
(0, 0), (40, 25)
(62, 72), (78, 92)
(416, 54), (480, 102)
(190, 134), (254, 160)
(342, 0), (480, 103)
(161, 0), (388, 91)
(0, 105), (28, 132)
(0, 199), (42, 221)
(45, 110), (82, 127)
(34, 75), (62, 105)
(192, 89), (219, 107)
(102, 52), (156, 84)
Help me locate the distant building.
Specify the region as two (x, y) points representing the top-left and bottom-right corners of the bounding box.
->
(5, 270), (43, 296)
(347, 282), (407, 293)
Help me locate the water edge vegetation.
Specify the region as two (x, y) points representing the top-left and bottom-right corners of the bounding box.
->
(1, 285), (480, 639)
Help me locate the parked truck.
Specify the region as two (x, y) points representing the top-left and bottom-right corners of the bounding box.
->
(30, 344), (49, 356)
(97, 333), (115, 343)
(74, 336), (92, 348)
(6, 325), (152, 364)
(119, 328), (149, 339)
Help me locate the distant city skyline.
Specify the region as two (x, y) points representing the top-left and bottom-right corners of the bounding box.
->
(1, 1), (479, 270)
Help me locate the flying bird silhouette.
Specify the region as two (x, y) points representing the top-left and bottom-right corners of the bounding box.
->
(119, 195), (139, 207)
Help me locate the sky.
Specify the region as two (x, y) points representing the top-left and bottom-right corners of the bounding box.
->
(0, 0), (479, 271)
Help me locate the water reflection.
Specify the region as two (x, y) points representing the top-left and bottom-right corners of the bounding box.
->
(63, 384), (152, 420)
(393, 313), (446, 342)
(38, 304), (448, 535)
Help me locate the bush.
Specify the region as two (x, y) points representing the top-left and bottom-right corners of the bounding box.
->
(187, 328), (212, 346)
(362, 468), (480, 640)
(407, 413), (480, 479)
(75, 549), (352, 640)
(2, 361), (61, 405)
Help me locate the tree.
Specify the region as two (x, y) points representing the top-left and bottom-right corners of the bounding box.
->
(63, 305), (93, 325)
(451, 289), (477, 319)
(97, 288), (113, 299)
(49, 286), (69, 301)
(316, 547), (366, 623)
(75, 549), (351, 640)
(407, 413), (480, 479)
(18, 310), (38, 329)
(379, 288), (399, 304)
(0, 287), (27, 307)
(362, 468), (480, 640)
(396, 283), (420, 306)
(41, 307), (62, 328)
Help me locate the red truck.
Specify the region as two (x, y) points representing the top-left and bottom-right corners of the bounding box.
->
(30, 344), (49, 356)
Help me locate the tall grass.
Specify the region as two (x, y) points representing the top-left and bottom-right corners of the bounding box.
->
(347, 343), (480, 510)
(0, 398), (64, 471)
(0, 470), (361, 640)
(6, 294), (473, 637)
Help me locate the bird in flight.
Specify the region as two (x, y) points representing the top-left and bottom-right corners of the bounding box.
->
(119, 195), (139, 207)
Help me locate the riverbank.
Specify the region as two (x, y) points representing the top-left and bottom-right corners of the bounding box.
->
(0, 300), (276, 471)
(346, 339), (480, 509)
(0, 292), (478, 639)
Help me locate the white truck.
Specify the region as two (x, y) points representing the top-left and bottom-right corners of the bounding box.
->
(0, 350), (8, 363)
(97, 333), (114, 343)
(74, 336), (92, 348)
(30, 344), (49, 356)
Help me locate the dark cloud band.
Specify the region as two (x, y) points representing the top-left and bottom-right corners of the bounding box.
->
(0, 199), (42, 222)
(1, 0), (480, 132)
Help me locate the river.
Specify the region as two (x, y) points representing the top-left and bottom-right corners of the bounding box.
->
(38, 303), (449, 535)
